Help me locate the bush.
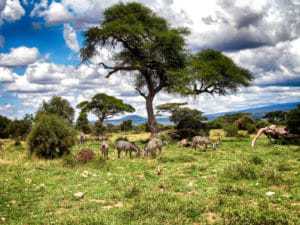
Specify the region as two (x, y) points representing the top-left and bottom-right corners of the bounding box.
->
(223, 204), (293, 225)
(224, 124), (239, 137)
(76, 148), (95, 163)
(249, 156), (263, 165)
(245, 123), (257, 134)
(260, 167), (283, 185)
(286, 105), (300, 134)
(120, 120), (133, 131)
(27, 114), (76, 159)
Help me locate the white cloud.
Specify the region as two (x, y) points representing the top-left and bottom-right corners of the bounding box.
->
(0, 67), (16, 83)
(0, 0), (25, 23)
(0, 46), (40, 67)
(63, 24), (80, 52)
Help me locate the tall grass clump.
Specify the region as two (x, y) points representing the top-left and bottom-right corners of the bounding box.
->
(27, 114), (76, 159)
(223, 161), (257, 180)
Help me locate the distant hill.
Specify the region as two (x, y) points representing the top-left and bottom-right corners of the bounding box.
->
(205, 101), (300, 120)
(105, 101), (300, 125)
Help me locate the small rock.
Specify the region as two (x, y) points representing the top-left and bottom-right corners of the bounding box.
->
(188, 181), (194, 187)
(266, 191), (275, 197)
(1, 217), (5, 222)
(74, 192), (85, 199)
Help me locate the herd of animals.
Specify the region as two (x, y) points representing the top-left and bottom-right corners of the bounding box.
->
(79, 132), (222, 160)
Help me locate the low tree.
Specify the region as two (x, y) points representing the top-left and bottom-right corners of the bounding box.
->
(264, 111), (287, 124)
(286, 105), (300, 134)
(157, 103), (207, 139)
(36, 96), (75, 124)
(77, 93), (135, 127)
(0, 115), (11, 138)
(75, 111), (91, 133)
(27, 114), (76, 159)
(120, 120), (133, 131)
(5, 116), (32, 139)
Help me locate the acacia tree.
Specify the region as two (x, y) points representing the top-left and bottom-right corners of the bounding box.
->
(77, 93), (135, 125)
(81, 3), (252, 135)
(81, 2), (188, 134)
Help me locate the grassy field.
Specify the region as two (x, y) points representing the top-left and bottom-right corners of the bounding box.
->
(0, 132), (300, 225)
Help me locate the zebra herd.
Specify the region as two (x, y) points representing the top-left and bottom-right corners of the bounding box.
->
(79, 133), (221, 160)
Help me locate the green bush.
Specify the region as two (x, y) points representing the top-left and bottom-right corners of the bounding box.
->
(245, 123), (257, 134)
(286, 105), (300, 134)
(224, 124), (239, 137)
(249, 156), (263, 165)
(27, 114), (76, 159)
(223, 205), (293, 225)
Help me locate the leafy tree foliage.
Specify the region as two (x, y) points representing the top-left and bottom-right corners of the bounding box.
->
(173, 109), (207, 138)
(77, 93), (135, 124)
(36, 96), (75, 124)
(264, 111), (287, 124)
(0, 115), (11, 138)
(120, 120), (133, 131)
(286, 105), (300, 134)
(81, 3), (252, 134)
(5, 116), (32, 139)
(75, 111), (91, 133)
(177, 49), (253, 95)
(81, 2), (189, 134)
(156, 102), (187, 114)
(27, 114), (76, 159)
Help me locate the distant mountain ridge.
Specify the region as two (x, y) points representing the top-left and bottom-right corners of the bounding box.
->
(105, 101), (300, 125)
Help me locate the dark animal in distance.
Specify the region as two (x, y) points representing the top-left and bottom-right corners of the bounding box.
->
(115, 140), (141, 158)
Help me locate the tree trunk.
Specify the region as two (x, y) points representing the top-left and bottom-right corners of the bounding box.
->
(145, 95), (158, 136)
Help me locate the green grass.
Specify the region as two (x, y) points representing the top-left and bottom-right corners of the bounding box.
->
(0, 133), (300, 224)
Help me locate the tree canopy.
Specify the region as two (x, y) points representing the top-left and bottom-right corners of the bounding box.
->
(81, 2), (252, 134)
(36, 96), (75, 124)
(77, 93), (135, 123)
(176, 49), (253, 95)
(81, 2), (189, 134)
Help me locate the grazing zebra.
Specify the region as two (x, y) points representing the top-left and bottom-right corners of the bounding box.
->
(144, 138), (163, 158)
(115, 140), (141, 158)
(100, 141), (109, 160)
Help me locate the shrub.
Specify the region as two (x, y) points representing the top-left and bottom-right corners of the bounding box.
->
(76, 148), (95, 163)
(249, 156), (263, 165)
(286, 105), (300, 134)
(224, 124), (239, 137)
(256, 119), (269, 129)
(260, 166), (283, 185)
(120, 120), (133, 131)
(245, 123), (257, 134)
(27, 114), (76, 159)
(223, 205), (293, 225)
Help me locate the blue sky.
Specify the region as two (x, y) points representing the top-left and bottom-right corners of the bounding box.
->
(0, 0), (300, 119)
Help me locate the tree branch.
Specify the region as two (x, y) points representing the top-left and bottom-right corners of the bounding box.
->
(135, 88), (147, 99)
(98, 62), (138, 78)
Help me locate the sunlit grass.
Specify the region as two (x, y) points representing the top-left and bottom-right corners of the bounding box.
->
(0, 133), (299, 224)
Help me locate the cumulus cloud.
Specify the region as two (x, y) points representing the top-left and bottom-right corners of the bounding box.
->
(0, 46), (40, 67)
(63, 24), (80, 52)
(0, 67), (16, 83)
(0, 0), (25, 24)
(1, 0), (299, 119)
(189, 0), (300, 51)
